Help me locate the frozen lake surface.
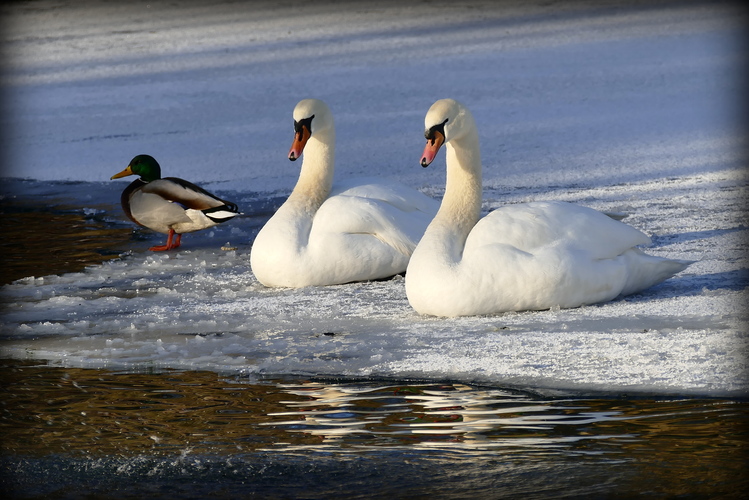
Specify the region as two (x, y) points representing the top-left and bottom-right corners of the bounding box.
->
(1, 0), (747, 398)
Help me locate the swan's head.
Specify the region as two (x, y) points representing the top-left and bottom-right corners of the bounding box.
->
(421, 98), (474, 168)
(289, 98), (334, 161)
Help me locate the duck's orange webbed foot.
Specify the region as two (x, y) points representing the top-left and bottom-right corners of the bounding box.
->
(149, 229), (182, 251)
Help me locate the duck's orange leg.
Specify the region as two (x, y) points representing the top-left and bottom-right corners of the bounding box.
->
(149, 229), (181, 251)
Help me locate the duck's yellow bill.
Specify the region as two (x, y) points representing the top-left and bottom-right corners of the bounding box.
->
(111, 166), (134, 179)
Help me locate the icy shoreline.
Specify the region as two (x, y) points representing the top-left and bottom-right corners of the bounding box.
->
(1, 169), (746, 397)
(1, 1), (746, 396)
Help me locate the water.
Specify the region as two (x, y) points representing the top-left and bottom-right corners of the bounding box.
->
(1, 181), (747, 498)
(3, 0), (748, 495)
(1, 360), (747, 499)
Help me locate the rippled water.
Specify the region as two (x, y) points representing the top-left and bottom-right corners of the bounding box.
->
(1, 187), (748, 498)
(0, 189), (133, 284)
(1, 360), (747, 499)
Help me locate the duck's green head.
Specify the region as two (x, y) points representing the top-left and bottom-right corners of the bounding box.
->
(111, 154), (162, 182)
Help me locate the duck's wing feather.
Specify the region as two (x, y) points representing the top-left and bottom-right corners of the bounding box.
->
(123, 178), (193, 230)
(143, 178), (238, 212)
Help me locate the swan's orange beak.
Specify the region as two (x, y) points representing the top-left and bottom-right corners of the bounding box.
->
(288, 124), (311, 161)
(420, 130), (444, 168)
(110, 165), (134, 179)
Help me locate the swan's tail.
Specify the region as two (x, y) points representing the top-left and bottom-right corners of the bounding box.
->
(603, 211), (628, 221)
(620, 249), (694, 296)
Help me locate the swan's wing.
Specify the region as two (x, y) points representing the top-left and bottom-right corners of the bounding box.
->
(467, 201), (651, 259)
(314, 192), (435, 258)
(331, 177), (439, 215)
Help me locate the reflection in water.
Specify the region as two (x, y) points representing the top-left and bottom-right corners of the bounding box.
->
(264, 382), (629, 453)
(1, 360), (747, 498)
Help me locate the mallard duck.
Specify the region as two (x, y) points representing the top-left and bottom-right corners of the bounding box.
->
(111, 154), (239, 251)
(405, 99), (692, 317)
(249, 99), (439, 287)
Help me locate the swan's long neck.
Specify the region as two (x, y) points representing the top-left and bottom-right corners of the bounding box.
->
(286, 128), (335, 215)
(251, 125), (336, 281)
(427, 128), (482, 262)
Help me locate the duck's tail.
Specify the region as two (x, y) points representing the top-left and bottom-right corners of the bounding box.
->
(203, 203), (241, 223)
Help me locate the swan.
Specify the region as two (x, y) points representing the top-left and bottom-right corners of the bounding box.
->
(111, 154), (240, 251)
(250, 98), (439, 287)
(405, 99), (692, 317)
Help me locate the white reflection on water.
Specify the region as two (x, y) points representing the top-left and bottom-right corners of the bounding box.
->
(2, 362), (746, 498)
(261, 382), (638, 453)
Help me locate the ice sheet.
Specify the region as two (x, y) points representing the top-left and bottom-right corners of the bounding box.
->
(1, 1), (746, 396)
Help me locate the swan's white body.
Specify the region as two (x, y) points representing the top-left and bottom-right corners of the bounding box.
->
(406, 99), (692, 317)
(250, 99), (439, 287)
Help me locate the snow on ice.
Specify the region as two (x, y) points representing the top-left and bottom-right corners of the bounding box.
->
(1, 1), (746, 396)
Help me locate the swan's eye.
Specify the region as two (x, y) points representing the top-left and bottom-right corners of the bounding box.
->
(294, 115), (314, 136)
(425, 118), (448, 142)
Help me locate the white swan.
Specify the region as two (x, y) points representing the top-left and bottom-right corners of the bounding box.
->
(250, 99), (439, 287)
(405, 99), (692, 317)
